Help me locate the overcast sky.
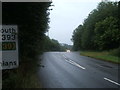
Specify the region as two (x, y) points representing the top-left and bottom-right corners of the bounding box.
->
(48, 0), (117, 45)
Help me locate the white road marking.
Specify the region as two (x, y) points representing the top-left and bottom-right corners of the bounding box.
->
(62, 54), (86, 70)
(104, 77), (120, 86)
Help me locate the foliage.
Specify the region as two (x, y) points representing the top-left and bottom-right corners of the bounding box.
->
(72, 1), (119, 51)
(2, 2), (52, 88)
(2, 2), (52, 59)
(61, 44), (72, 51)
(94, 16), (119, 50)
(72, 25), (83, 50)
(43, 36), (66, 51)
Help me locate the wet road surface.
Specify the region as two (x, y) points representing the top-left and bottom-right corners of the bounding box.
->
(38, 52), (119, 88)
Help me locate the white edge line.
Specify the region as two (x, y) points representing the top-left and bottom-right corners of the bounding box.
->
(104, 77), (120, 86)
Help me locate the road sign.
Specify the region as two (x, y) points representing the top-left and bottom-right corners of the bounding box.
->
(0, 25), (19, 69)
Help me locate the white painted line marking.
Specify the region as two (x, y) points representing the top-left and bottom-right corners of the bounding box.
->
(68, 60), (86, 70)
(63, 54), (86, 70)
(104, 77), (120, 86)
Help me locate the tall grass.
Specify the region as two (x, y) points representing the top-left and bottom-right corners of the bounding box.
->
(2, 56), (42, 88)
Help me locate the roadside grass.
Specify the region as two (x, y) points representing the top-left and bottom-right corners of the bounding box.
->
(2, 56), (42, 88)
(80, 51), (120, 64)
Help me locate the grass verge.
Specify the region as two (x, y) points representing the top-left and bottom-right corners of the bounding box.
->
(2, 56), (42, 88)
(80, 51), (120, 64)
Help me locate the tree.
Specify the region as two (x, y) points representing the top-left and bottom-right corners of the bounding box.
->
(72, 25), (83, 50)
(72, 1), (119, 51)
(43, 36), (65, 51)
(2, 2), (52, 59)
(94, 16), (120, 50)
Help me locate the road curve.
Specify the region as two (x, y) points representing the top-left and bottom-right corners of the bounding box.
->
(38, 52), (119, 88)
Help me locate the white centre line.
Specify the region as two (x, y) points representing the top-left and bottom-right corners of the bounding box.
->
(104, 77), (120, 86)
(62, 54), (86, 70)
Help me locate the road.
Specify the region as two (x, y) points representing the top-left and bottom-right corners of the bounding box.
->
(38, 52), (119, 88)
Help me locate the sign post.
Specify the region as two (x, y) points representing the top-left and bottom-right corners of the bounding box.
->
(0, 25), (19, 69)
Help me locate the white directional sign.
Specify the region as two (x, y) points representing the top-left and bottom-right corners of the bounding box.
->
(0, 25), (19, 69)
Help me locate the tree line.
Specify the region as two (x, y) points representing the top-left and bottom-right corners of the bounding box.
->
(43, 36), (66, 51)
(72, 1), (120, 51)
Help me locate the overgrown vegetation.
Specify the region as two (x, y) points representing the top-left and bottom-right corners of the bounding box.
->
(2, 2), (52, 88)
(72, 1), (120, 62)
(2, 57), (41, 88)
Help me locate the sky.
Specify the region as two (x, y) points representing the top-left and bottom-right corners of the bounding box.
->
(48, 0), (118, 45)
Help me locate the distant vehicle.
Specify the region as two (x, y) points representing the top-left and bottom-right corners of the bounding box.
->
(66, 50), (70, 52)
